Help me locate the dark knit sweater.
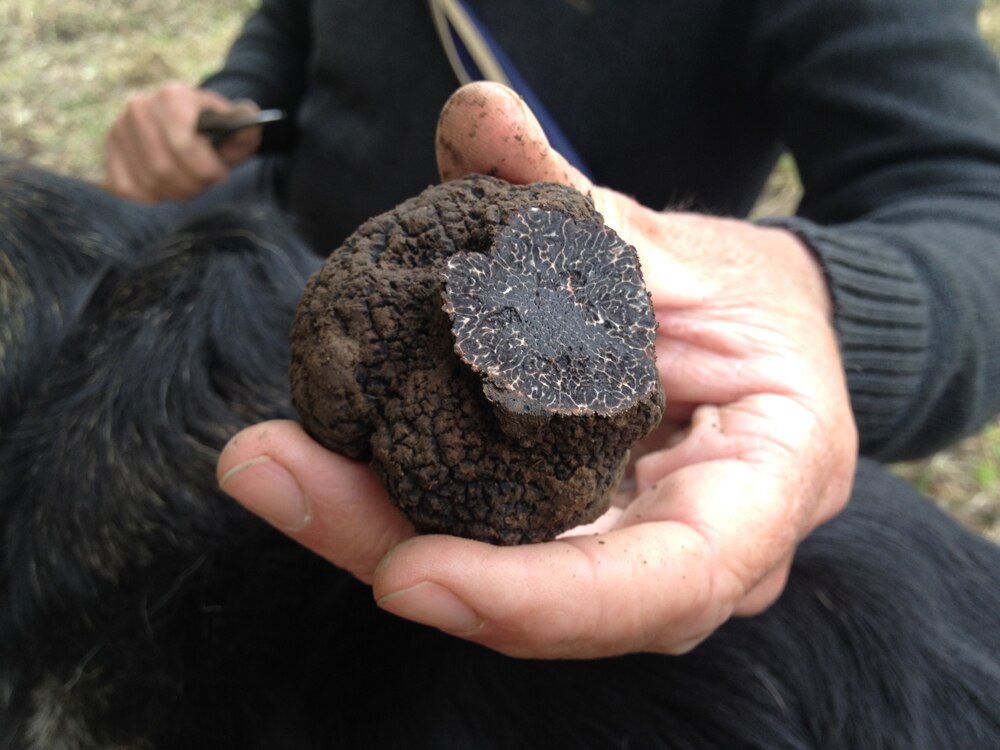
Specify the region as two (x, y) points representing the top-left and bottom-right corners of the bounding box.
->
(203, 0), (1000, 464)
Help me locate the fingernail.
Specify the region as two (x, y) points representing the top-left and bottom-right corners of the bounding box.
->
(377, 582), (484, 637)
(218, 455), (311, 532)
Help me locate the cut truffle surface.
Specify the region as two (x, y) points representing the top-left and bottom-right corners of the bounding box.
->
(290, 175), (664, 545)
(443, 207), (658, 417)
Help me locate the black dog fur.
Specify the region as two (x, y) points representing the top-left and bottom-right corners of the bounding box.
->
(1, 158), (999, 749)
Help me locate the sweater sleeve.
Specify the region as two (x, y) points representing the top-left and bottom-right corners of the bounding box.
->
(747, 0), (1000, 461)
(200, 0), (312, 152)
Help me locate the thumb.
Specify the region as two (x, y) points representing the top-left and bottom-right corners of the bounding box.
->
(435, 81), (634, 246)
(216, 420), (414, 583)
(436, 81), (593, 193)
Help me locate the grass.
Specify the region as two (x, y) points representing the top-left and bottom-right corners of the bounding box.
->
(0, 0), (256, 180)
(2, 0), (999, 542)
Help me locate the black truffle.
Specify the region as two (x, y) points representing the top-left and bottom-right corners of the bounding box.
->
(444, 207), (659, 419)
(290, 175), (664, 545)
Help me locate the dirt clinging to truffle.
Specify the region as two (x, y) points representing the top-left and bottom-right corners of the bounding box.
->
(290, 174), (664, 545)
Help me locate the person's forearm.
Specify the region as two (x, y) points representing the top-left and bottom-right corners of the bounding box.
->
(747, 0), (1000, 460)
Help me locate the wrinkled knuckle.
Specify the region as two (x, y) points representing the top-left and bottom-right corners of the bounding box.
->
(738, 563), (791, 617)
(165, 125), (196, 154)
(160, 81), (189, 100)
(133, 168), (157, 194)
(495, 607), (585, 656)
(146, 156), (174, 184)
(124, 91), (147, 111)
(142, 162), (178, 197)
(103, 127), (120, 150)
(192, 156), (225, 185)
(716, 554), (762, 608)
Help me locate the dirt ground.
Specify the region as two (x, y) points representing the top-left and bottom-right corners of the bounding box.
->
(1, 0), (998, 542)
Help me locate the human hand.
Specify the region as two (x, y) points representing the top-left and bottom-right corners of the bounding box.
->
(217, 81), (857, 659)
(105, 81), (262, 202)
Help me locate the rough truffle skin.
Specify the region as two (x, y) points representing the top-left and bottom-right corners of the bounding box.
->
(290, 175), (664, 545)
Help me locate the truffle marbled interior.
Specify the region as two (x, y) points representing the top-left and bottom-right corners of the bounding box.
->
(444, 206), (658, 417)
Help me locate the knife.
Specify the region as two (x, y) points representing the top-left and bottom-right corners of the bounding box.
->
(196, 108), (286, 146)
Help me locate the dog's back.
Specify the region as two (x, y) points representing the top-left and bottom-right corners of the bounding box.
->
(1, 161), (998, 749)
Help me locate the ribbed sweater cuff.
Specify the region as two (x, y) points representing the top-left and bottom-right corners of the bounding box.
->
(759, 216), (931, 457)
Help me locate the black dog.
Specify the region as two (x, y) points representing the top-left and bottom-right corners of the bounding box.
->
(1, 158), (999, 749)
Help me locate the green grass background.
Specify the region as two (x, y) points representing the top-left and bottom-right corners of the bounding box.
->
(1, 0), (998, 541)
